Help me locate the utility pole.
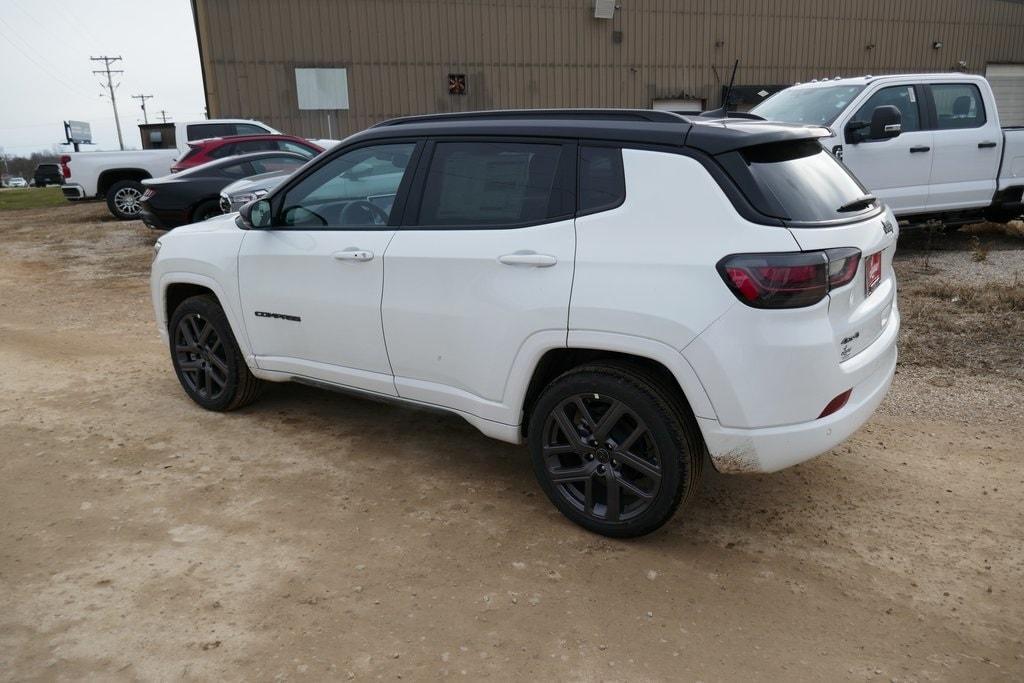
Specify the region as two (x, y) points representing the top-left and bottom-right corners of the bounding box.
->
(157, 109), (171, 123)
(131, 94), (154, 124)
(91, 55), (125, 150)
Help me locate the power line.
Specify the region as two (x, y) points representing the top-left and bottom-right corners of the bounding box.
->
(91, 56), (125, 151)
(131, 94), (154, 124)
(0, 19), (99, 102)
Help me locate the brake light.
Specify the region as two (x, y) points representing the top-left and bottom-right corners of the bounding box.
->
(717, 248), (861, 309)
(59, 155), (71, 179)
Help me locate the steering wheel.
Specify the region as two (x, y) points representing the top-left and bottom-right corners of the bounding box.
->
(340, 200), (389, 226)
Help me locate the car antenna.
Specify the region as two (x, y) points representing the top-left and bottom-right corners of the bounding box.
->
(700, 59), (739, 119)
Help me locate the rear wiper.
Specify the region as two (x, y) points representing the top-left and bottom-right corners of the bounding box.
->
(837, 195), (876, 213)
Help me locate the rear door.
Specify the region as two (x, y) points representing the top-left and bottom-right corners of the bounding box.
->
(924, 82), (1002, 211)
(381, 138), (576, 420)
(237, 141), (419, 395)
(838, 84), (933, 214)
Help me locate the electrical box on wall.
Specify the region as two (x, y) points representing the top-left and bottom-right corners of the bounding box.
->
(594, 0), (616, 20)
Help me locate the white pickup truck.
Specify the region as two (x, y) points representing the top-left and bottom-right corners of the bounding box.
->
(60, 119), (280, 220)
(751, 73), (1024, 228)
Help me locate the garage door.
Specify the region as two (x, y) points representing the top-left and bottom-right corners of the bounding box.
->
(986, 64), (1024, 127)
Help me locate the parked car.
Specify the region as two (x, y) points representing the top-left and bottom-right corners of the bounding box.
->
(150, 109), (899, 537)
(219, 169), (292, 213)
(32, 163), (63, 187)
(171, 134), (323, 173)
(7, 177), (28, 188)
(140, 151), (307, 230)
(60, 118), (281, 220)
(751, 73), (1024, 229)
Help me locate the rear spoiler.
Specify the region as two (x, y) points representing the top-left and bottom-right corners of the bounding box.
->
(683, 119), (831, 155)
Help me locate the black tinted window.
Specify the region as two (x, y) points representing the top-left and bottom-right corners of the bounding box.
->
(208, 143), (235, 159)
(186, 123), (233, 140)
(579, 146), (625, 214)
(418, 142), (565, 227)
(250, 156), (303, 174)
(234, 123), (268, 135)
(722, 140), (874, 223)
(279, 143), (414, 228)
(932, 83), (986, 129)
(853, 85), (921, 132)
(218, 162), (252, 179)
(235, 139), (277, 153)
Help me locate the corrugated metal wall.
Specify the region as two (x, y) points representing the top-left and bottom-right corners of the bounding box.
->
(192, 0), (1024, 139)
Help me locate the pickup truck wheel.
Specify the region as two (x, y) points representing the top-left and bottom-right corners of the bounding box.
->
(106, 180), (145, 220)
(527, 363), (702, 538)
(169, 295), (264, 411)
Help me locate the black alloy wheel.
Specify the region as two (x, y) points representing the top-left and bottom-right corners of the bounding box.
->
(174, 313), (229, 402)
(168, 295), (264, 411)
(528, 363), (702, 537)
(541, 394), (662, 524)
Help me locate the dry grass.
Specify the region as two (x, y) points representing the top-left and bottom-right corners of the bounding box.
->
(896, 272), (1024, 380)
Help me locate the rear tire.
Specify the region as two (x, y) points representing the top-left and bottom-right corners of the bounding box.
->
(106, 179), (146, 220)
(169, 295), (264, 411)
(191, 199), (222, 223)
(527, 361), (703, 538)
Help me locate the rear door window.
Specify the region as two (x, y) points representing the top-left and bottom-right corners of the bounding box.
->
(416, 141), (568, 227)
(578, 146), (625, 214)
(718, 139), (877, 224)
(186, 123), (233, 140)
(931, 83), (986, 129)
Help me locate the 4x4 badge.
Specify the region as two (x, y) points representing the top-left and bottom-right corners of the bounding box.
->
(882, 219), (894, 235)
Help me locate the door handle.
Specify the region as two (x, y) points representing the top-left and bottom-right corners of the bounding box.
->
(978, 141), (998, 149)
(909, 146), (930, 153)
(498, 252), (558, 267)
(333, 248), (374, 262)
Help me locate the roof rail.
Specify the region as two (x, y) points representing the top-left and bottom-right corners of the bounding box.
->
(372, 108), (689, 128)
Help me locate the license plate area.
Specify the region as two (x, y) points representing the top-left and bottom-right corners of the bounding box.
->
(865, 251), (882, 297)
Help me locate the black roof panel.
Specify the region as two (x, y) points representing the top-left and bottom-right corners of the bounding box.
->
(345, 109), (830, 155)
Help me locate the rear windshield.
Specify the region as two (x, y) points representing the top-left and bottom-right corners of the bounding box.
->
(718, 140), (877, 224)
(37, 164), (59, 170)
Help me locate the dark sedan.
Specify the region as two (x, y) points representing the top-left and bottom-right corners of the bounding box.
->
(140, 151), (307, 230)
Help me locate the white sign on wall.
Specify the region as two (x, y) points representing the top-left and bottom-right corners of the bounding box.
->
(295, 68), (349, 110)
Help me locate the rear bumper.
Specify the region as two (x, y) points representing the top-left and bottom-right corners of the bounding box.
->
(691, 303), (899, 474)
(61, 184), (86, 200)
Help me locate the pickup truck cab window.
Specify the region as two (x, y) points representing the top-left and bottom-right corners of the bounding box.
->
(852, 85), (922, 134)
(931, 83), (986, 129)
(278, 143), (415, 229)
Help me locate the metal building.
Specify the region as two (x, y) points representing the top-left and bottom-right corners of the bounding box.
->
(190, 0), (1024, 138)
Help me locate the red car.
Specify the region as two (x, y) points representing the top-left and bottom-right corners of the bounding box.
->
(171, 134), (323, 172)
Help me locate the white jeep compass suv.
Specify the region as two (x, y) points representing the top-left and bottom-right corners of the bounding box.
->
(151, 110), (899, 537)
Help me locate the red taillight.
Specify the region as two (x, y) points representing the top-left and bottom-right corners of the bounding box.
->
(59, 155), (71, 178)
(818, 389), (852, 418)
(717, 248), (861, 309)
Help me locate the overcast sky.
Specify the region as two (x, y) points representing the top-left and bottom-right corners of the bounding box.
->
(0, 0), (205, 156)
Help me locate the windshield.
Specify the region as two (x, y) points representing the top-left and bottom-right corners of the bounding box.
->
(751, 84), (865, 125)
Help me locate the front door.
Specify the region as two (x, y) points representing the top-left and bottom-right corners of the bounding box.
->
(238, 141), (419, 395)
(382, 139), (577, 422)
(840, 84), (933, 214)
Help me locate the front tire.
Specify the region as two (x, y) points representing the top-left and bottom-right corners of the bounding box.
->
(169, 295), (264, 411)
(106, 179), (146, 220)
(191, 199), (222, 223)
(527, 362), (703, 538)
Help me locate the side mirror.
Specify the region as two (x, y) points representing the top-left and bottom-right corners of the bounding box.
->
(869, 105), (902, 140)
(238, 198), (272, 230)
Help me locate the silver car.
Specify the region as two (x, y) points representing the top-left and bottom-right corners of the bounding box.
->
(219, 170), (292, 213)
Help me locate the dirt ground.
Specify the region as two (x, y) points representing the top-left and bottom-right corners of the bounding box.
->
(1, 203), (1022, 682)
